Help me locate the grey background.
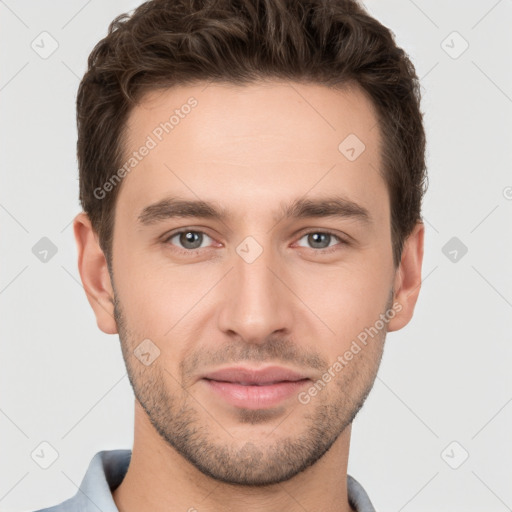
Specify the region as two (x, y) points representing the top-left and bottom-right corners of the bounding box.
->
(1, 0), (511, 510)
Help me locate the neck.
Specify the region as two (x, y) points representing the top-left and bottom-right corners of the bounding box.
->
(113, 401), (356, 512)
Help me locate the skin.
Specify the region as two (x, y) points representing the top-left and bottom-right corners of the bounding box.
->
(74, 81), (424, 512)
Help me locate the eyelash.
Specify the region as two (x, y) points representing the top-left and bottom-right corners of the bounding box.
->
(162, 228), (348, 256)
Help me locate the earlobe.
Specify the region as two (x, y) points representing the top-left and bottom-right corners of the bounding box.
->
(387, 221), (425, 332)
(73, 212), (118, 335)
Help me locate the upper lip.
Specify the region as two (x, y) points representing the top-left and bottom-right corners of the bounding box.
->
(202, 365), (310, 385)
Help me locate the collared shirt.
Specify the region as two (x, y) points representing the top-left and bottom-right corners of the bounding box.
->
(32, 449), (376, 512)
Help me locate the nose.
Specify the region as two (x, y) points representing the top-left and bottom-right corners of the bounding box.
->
(216, 242), (295, 345)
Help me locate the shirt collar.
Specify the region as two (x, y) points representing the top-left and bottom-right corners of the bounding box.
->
(52, 449), (376, 512)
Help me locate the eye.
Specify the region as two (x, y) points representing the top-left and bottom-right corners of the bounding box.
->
(164, 230), (215, 251)
(162, 228), (347, 256)
(295, 231), (345, 252)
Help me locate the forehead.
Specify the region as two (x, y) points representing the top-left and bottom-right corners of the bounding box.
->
(126, 80), (380, 154)
(118, 81), (386, 224)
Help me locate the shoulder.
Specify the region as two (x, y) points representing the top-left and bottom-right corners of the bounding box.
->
(28, 449), (132, 512)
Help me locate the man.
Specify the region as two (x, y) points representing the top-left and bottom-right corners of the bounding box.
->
(34, 0), (426, 510)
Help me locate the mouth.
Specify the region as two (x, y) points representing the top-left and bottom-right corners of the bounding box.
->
(201, 366), (311, 409)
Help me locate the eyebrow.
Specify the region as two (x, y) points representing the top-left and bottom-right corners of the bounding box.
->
(137, 195), (372, 227)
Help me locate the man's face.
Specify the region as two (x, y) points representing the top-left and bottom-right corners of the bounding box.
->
(110, 81), (397, 485)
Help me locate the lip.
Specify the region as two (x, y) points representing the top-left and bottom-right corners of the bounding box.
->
(203, 365), (309, 385)
(202, 365), (311, 409)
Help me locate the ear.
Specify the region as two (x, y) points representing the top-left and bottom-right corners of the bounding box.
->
(387, 221), (425, 332)
(73, 212), (118, 334)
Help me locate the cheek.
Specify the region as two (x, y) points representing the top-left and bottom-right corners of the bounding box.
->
(114, 252), (215, 351)
(293, 261), (392, 343)
(112, 251), (168, 337)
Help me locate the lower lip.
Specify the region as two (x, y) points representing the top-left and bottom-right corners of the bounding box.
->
(204, 379), (310, 409)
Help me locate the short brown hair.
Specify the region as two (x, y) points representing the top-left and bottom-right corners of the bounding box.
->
(77, 0), (427, 268)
